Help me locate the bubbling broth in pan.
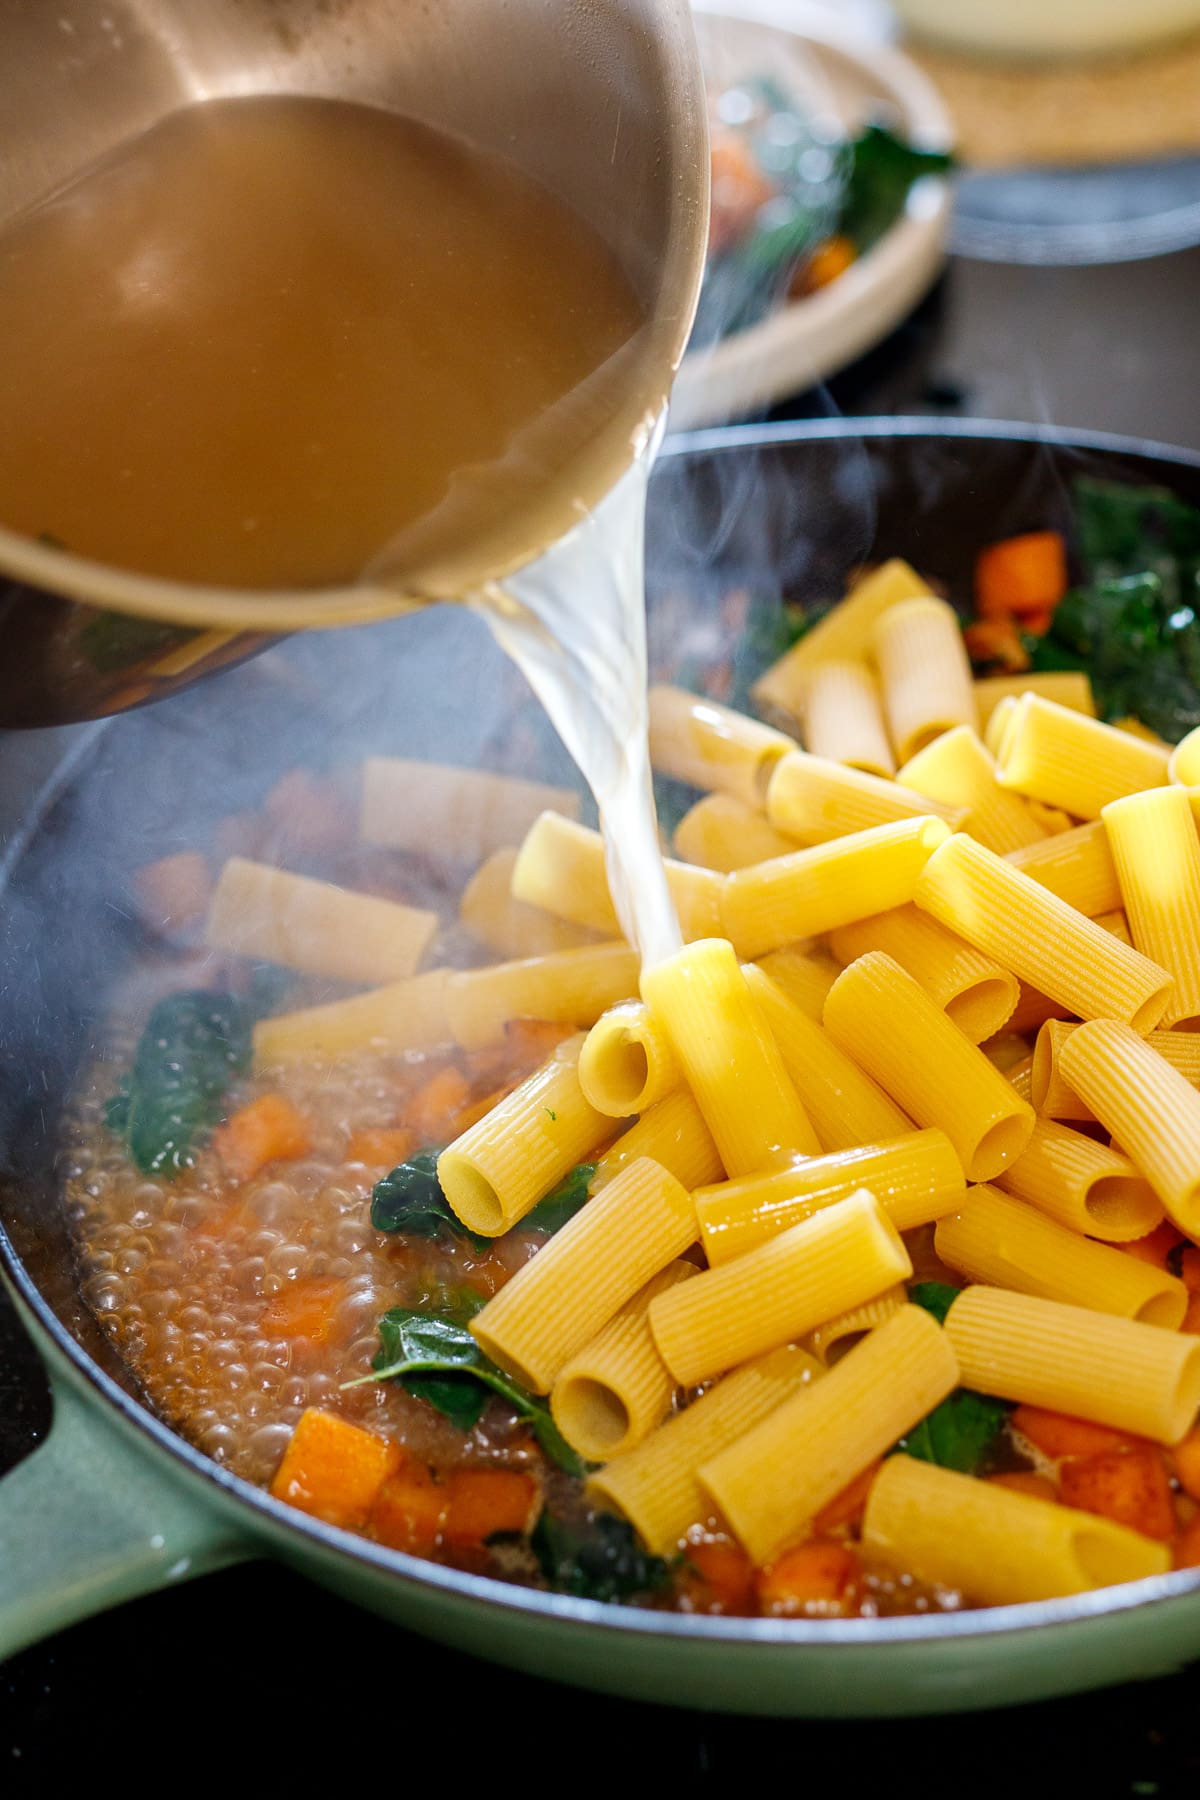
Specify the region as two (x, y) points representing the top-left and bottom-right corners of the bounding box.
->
(0, 93), (654, 594)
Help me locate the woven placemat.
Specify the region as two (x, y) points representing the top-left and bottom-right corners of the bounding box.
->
(906, 31), (1200, 167)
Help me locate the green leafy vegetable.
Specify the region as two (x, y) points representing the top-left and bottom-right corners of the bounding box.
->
(1031, 570), (1200, 743)
(840, 125), (954, 254)
(1029, 477), (1200, 741)
(370, 1151), (490, 1252)
(363, 1297), (587, 1475)
(908, 1281), (962, 1327)
(898, 1390), (1010, 1476)
(694, 118), (950, 344)
(531, 1509), (669, 1602)
(106, 991), (253, 1175)
(523, 1162), (596, 1235)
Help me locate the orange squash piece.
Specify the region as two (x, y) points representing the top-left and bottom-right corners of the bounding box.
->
(346, 1126), (417, 1169)
(1012, 1405), (1144, 1463)
(452, 1084), (515, 1135)
(407, 1066), (472, 1144)
(1171, 1427), (1200, 1502)
(963, 617), (1030, 673)
(1174, 1513), (1200, 1570)
(1059, 1446), (1176, 1542)
(441, 1467), (541, 1548)
(975, 531), (1068, 621)
(756, 1540), (862, 1617)
(212, 1094), (311, 1182)
(791, 233), (856, 298)
(503, 1018), (578, 1067)
(678, 1536), (756, 1615)
(269, 1408), (401, 1530)
(261, 1276), (346, 1344)
(370, 1462), (448, 1553)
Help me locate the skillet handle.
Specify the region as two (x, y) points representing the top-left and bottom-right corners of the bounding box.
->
(0, 1369), (247, 1662)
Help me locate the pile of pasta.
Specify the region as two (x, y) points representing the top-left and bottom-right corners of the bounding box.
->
(207, 557), (1200, 1608)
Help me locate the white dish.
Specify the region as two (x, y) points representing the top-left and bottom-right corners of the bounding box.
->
(670, 2), (954, 431)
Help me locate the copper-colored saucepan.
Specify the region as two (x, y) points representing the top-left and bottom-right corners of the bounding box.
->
(0, 0), (708, 727)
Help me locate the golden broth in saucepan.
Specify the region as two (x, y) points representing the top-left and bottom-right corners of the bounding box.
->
(0, 94), (651, 593)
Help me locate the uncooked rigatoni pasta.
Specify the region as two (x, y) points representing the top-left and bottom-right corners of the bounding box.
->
(750, 557), (932, 723)
(992, 1104), (1162, 1242)
(826, 903), (1019, 1044)
(1003, 819), (1122, 917)
(206, 856), (439, 985)
(971, 670), (1096, 732)
(799, 658), (895, 777)
(589, 1085), (723, 1193)
(438, 1034), (611, 1234)
(1056, 1020), (1200, 1236)
(550, 1260), (697, 1462)
(764, 749), (962, 844)
(648, 1191), (911, 1388)
(740, 962), (913, 1151)
(933, 1184), (1186, 1326)
(672, 794), (801, 873)
(863, 1457), (1168, 1606)
(944, 1285), (1200, 1442)
(587, 1345), (824, 1554)
(469, 1156), (697, 1392)
(994, 693), (1170, 818)
(873, 595), (978, 761)
(692, 1129), (965, 1265)
(720, 815), (951, 959)
(697, 1305), (959, 1566)
(897, 725), (1047, 854)
(578, 1000), (681, 1117)
(822, 951), (1034, 1180)
(639, 937), (819, 1172)
(1103, 785), (1200, 1027)
(913, 831), (1172, 1030)
(647, 684), (795, 809)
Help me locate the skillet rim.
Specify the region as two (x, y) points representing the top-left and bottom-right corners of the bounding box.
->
(5, 412), (1200, 1652)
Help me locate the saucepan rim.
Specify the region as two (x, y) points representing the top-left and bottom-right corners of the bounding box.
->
(5, 414), (1200, 1651)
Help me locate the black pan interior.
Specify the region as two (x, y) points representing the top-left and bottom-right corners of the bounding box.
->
(5, 421), (1200, 1390)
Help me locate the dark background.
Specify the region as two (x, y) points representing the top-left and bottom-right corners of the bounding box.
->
(4, 227), (1200, 1790)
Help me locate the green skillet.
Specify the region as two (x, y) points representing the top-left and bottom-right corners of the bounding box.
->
(5, 419), (1200, 1714)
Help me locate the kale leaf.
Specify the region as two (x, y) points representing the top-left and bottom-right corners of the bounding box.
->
(897, 1390), (1011, 1476)
(531, 1510), (669, 1602)
(523, 1162), (596, 1235)
(840, 125), (954, 255)
(1031, 570), (1200, 743)
(371, 1151), (490, 1252)
(1031, 477), (1200, 741)
(106, 990), (253, 1176)
(367, 1297), (587, 1475)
